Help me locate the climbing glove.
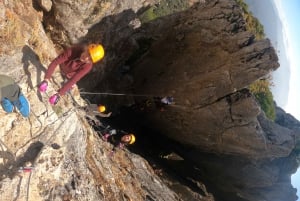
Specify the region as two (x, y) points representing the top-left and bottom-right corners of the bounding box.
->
(38, 80), (48, 92)
(49, 94), (60, 105)
(103, 133), (110, 141)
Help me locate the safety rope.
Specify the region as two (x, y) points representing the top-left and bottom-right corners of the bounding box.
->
(26, 171), (32, 201)
(79, 91), (158, 97)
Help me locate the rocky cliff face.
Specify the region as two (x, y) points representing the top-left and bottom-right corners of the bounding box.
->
(1, 0), (299, 201)
(127, 1), (299, 201)
(131, 0), (285, 158)
(0, 1), (188, 201)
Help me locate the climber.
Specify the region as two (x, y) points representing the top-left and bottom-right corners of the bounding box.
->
(84, 104), (112, 118)
(0, 74), (30, 117)
(102, 129), (136, 152)
(153, 96), (174, 111)
(83, 104), (112, 126)
(38, 43), (105, 105)
(160, 96), (174, 105)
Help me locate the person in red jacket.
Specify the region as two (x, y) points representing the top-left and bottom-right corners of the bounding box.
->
(38, 44), (105, 105)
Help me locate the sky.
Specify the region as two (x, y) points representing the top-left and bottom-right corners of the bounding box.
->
(272, 0), (300, 199)
(273, 0), (300, 119)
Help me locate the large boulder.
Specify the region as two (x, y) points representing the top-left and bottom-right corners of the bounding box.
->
(130, 0), (286, 159)
(125, 0), (298, 200)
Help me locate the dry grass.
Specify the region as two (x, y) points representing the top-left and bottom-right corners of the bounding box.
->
(84, 123), (115, 199)
(28, 21), (50, 63)
(1, 5), (50, 63)
(0, 9), (25, 53)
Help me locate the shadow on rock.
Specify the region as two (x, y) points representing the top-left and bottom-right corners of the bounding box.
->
(22, 45), (47, 102)
(0, 141), (44, 180)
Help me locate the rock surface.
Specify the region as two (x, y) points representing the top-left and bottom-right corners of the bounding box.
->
(0, 1), (190, 201)
(1, 0), (300, 201)
(125, 1), (299, 200)
(37, 0), (52, 12)
(42, 0), (300, 200)
(128, 0), (295, 160)
(48, 0), (157, 43)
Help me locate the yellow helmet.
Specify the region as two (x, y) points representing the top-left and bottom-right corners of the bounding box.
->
(98, 105), (106, 113)
(88, 44), (105, 63)
(129, 134), (136, 144)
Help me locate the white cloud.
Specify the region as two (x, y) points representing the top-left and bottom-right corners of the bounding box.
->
(285, 54), (300, 120)
(284, 36), (300, 119)
(273, 0), (300, 120)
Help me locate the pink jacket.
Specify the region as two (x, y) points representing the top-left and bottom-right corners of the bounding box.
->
(45, 46), (93, 95)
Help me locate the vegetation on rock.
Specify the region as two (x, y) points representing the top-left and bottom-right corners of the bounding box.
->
(236, 0), (275, 120)
(139, 0), (189, 23)
(235, 0), (265, 39)
(249, 78), (276, 120)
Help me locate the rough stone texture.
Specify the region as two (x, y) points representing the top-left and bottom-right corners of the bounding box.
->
(40, 0), (165, 108)
(49, 0), (158, 43)
(125, 0), (298, 200)
(276, 106), (300, 133)
(0, 1), (186, 201)
(37, 0), (52, 12)
(0, 116), (180, 201)
(45, 0), (300, 200)
(184, 150), (299, 201)
(2, 0), (300, 201)
(45, 0), (202, 96)
(129, 0), (291, 160)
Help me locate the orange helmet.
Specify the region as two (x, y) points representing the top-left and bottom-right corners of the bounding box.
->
(88, 44), (105, 63)
(98, 105), (106, 113)
(129, 134), (136, 144)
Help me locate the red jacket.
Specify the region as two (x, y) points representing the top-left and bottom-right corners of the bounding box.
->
(45, 46), (93, 95)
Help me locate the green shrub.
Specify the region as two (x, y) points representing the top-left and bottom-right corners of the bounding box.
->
(235, 0), (265, 39)
(249, 79), (276, 120)
(139, 0), (189, 23)
(139, 7), (157, 23)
